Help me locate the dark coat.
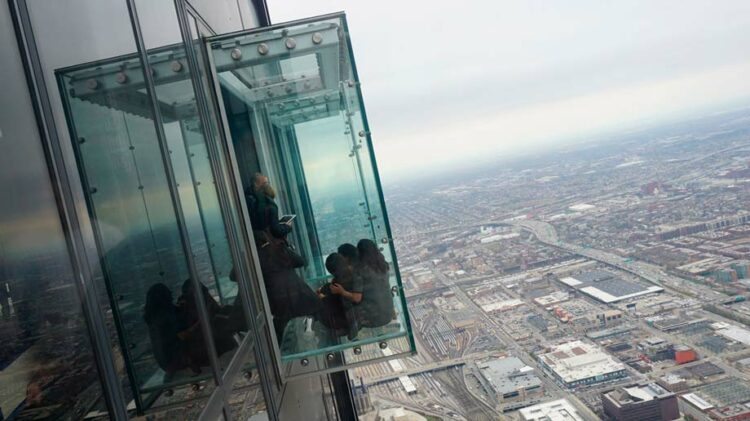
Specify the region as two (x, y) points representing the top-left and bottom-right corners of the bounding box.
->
(251, 192), (291, 239)
(256, 239), (320, 320)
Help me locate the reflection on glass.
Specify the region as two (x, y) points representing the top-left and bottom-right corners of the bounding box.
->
(210, 14), (415, 366)
(56, 41), (250, 409)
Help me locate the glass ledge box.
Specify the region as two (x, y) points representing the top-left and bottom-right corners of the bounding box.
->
(55, 13), (415, 411)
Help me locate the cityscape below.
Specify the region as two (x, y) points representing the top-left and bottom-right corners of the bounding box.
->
(351, 104), (750, 420)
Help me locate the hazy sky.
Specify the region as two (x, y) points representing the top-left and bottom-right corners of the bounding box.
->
(271, 1), (750, 181)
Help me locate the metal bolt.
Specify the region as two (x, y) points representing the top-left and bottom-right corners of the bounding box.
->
(115, 72), (128, 84)
(171, 60), (183, 72)
(381, 238), (389, 244)
(326, 353), (335, 361)
(86, 79), (99, 90)
(353, 347), (362, 355)
(285, 37), (297, 49)
(391, 286), (398, 297)
(312, 32), (323, 44)
(358, 130), (366, 137)
(230, 48), (242, 61)
(78, 137), (86, 144)
(379, 342), (388, 350)
(244, 370), (253, 380)
(257, 43), (269, 55)
(301, 358), (309, 366)
(347, 80), (356, 87)
(191, 383), (200, 392)
(90, 187), (98, 194)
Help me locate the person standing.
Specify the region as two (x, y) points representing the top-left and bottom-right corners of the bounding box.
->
(249, 173), (292, 239)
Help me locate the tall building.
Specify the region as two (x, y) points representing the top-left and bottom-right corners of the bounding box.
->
(0, 1), (415, 419)
(601, 383), (680, 421)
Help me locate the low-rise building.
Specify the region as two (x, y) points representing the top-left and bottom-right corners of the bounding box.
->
(601, 383), (679, 421)
(519, 399), (584, 421)
(478, 357), (543, 406)
(538, 340), (627, 389)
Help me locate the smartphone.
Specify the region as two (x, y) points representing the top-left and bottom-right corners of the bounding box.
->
(279, 214), (296, 224)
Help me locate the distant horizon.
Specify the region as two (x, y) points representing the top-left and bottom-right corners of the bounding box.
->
(379, 98), (750, 191)
(272, 1), (750, 189)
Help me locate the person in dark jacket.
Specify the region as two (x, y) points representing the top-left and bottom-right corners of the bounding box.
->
(254, 231), (320, 342)
(329, 239), (395, 330)
(175, 280), (220, 371)
(250, 173), (292, 239)
(317, 253), (359, 339)
(144, 283), (189, 379)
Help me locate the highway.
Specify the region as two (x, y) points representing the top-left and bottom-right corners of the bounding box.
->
(508, 219), (727, 302)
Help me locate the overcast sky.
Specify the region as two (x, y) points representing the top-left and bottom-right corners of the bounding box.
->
(271, 1), (750, 181)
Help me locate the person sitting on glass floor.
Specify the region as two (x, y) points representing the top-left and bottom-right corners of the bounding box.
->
(317, 252), (359, 340)
(324, 239), (395, 337)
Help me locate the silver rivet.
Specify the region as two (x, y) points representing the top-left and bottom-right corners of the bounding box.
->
(230, 48), (242, 60)
(347, 80), (356, 87)
(312, 32), (323, 44)
(379, 342), (388, 350)
(243, 370), (252, 379)
(326, 353), (335, 361)
(285, 38), (297, 49)
(86, 79), (99, 90)
(358, 130), (366, 137)
(381, 238), (389, 244)
(115, 72), (128, 84)
(171, 60), (183, 72)
(301, 358), (309, 366)
(353, 347), (362, 355)
(391, 286), (398, 296)
(257, 43), (269, 55)
(191, 383), (200, 391)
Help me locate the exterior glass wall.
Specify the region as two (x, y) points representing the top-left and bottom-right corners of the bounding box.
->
(0, 2), (110, 419)
(11, 0), (271, 418)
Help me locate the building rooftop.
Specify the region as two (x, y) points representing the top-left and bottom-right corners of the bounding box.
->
(478, 357), (542, 396)
(559, 270), (663, 303)
(604, 383), (673, 407)
(539, 340), (625, 383)
(519, 399), (584, 421)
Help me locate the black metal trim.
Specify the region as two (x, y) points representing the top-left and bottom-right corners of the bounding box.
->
(7, 0), (130, 418)
(251, 0), (271, 27)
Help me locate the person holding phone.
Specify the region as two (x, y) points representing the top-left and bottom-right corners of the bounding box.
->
(250, 173), (292, 239)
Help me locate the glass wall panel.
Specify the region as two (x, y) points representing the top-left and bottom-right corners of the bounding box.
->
(0, 2), (108, 419)
(208, 13), (416, 371)
(134, 0), (252, 380)
(51, 0), (265, 413)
